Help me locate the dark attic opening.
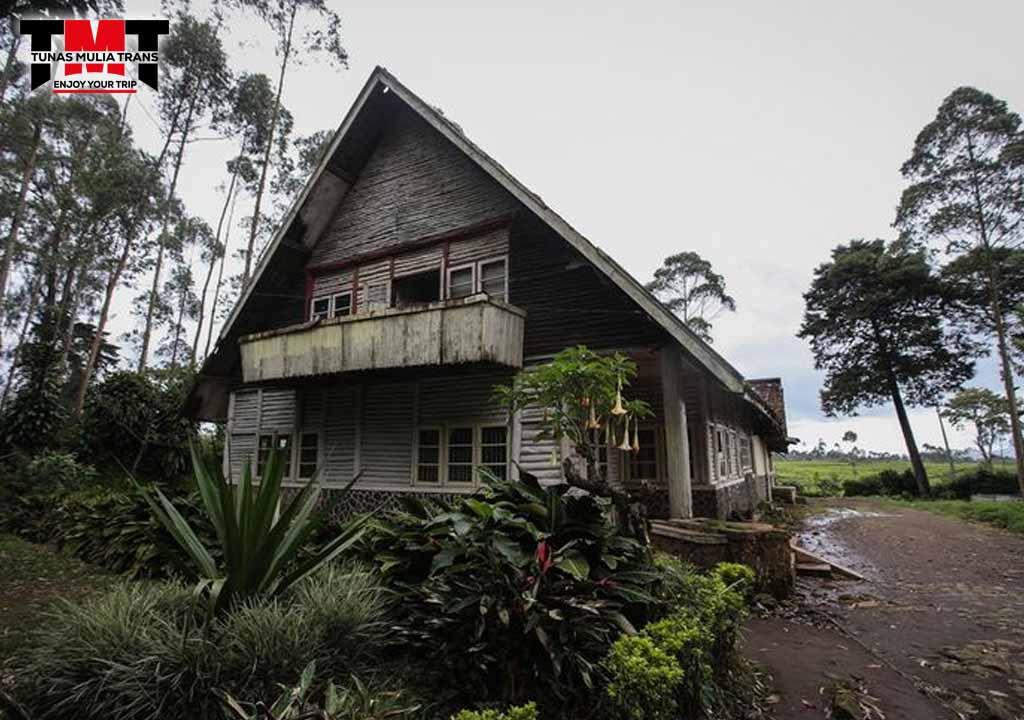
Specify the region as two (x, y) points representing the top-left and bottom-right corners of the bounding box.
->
(393, 268), (442, 307)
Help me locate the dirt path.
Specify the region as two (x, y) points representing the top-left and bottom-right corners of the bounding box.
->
(744, 499), (1024, 720)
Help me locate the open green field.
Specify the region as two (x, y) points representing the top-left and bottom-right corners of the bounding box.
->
(774, 458), (1015, 496)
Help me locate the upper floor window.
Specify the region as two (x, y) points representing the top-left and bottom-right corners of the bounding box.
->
(446, 256), (508, 301)
(447, 264), (475, 299)
(479, 258), (507, 301)
(332, 292), (352, 318)
(311, 297), (330, 321)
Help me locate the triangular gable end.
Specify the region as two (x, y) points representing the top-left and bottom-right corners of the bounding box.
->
(191, 66), (780, 434)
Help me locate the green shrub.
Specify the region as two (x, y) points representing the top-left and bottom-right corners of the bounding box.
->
(362, 471), (661, 713)
(23, 451), (99, 490)
(817, 473), (843, 497)
(13, 564), (395, 720)
(945, 468), (1020, 499)
(78, 369), (194, 487)
(451, 703), (538, 720)
(712, 562), (755, 598)
(605, 559), (749, 719)
(0, 485), (217, 578)
(843, 469), (918, 497)
(604, 635), (682, 720)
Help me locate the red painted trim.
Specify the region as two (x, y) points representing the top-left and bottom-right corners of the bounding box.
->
(304, 215), (513, 276)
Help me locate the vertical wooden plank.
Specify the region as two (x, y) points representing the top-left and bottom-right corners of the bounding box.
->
(660, 348), (692, 518)
(353, 385), (363, 479)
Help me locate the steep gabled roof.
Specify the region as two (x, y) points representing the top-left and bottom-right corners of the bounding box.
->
(195, 66), (782, 435)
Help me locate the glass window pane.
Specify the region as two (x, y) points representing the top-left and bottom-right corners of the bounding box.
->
(312, 298), (329, 319)
(481, 427), (506, 445)
(449, 466), (473, 483)
(449, 427), (473, 445)
(480, 260), (506, 300)
(418, 446), (439, 464)
(417, 466), (439, 484)
(419, 429), (439, 444)
(332, 293), (352, 317)
(449, 267), (474, 299)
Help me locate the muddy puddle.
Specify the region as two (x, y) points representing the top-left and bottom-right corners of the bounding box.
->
(797, 507), (896, 579)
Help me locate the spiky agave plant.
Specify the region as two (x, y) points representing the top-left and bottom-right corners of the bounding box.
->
(138, 444), (368, 615)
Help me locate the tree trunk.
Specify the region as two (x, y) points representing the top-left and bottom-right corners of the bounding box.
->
(964, 134), (1024, 494)
(191, 167), (238, 366)
(205, 162), (240, 359)
(991, 305), (1024, 491)
(0, 272), (40, 412)
(138, 94), (199, 372)
(75, 235), (134, 413)
(885, 362), (930, 496)
(935, 406), (956, 476)
(0, 120), (42, 339)
(242, 5), (296, 285)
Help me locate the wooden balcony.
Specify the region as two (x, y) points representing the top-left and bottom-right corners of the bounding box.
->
(238, 294), (526, 383)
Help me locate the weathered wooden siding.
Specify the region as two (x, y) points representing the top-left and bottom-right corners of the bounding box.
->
(360, 382), (415, 486)
(509, 215), (666, 356)
(312, 268), (354, 298)
(225, 372), (515, 488)
(239, 297), (526, 383)
(322, 386), (358, 483)
(309, 110), (518, 268)
(448, 226), (508, 266)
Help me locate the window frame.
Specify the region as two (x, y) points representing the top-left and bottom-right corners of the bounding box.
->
(413, 426), (443, 485)
(477, 256), (508, 302)
(411, 422), (509, 488)
(446, 425), (476, 486)
(625, 425), (662, 484)
(297, 432), (320, 480)
(257, 433), (294, 480)
(479, 424), (510, 481)
(446, 262), (476, 300)
(331, 291), (353, 318)
(310, 296), (330, 321)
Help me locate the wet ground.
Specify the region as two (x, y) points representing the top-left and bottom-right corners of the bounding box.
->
(742, 498), (1024, 719)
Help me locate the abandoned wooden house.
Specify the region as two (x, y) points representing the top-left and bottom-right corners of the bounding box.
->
(185, 66), (789, 521)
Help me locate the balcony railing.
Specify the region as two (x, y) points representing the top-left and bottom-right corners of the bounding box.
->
(238, 294), (526, 383)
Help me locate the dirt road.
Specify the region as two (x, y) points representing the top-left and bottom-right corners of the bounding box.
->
(743, 499), (1024, 720)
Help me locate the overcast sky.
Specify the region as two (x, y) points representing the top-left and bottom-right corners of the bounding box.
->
(60, 0), (1024, 454)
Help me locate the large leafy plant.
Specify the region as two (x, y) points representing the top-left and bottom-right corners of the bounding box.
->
(493, 346), (652, 543)
(364, 470), (660, 713)
(139, 445), (367, 614)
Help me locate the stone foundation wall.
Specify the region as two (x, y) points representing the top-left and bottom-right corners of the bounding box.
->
(650, 519), (795, 598)
(284, 487), (461, 524)
(692, 474), (770, 520)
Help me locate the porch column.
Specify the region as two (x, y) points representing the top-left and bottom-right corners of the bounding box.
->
(659, 348), (692, 518)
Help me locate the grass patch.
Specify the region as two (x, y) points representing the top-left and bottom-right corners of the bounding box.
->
(774, 459), (1015, 497)
(0, 533), (113, 661)
(883, 499), (1024, 534)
